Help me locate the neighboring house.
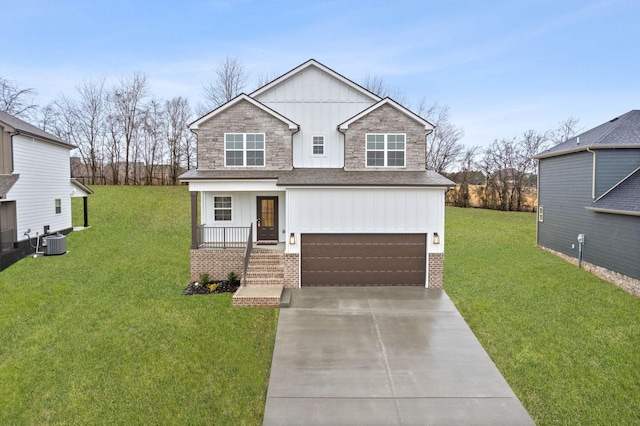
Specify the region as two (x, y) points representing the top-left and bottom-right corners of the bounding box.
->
(0, 111), (90, 271)
(180, 59), (454, 289)
(534, 110), (640, 295)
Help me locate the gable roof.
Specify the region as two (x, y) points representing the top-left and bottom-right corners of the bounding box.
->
(251, 59), (381, 102)
(0, 111), (75, 149)
(587, 167), (640, 216)
(71, 178), (94, 196)
(338, 97), (435, 131)
(535, 110), (640, 159)
(189, 93), (299, 130)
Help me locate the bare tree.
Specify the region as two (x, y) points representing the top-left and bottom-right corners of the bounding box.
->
(417, 99), (465, 173)
(255, 71), (279, 90)
(140, 99), (164, 185)
(452, 146), (480, 207)
(549, 116), (581, 145)
(110, 73), (148, 184)
(200, 55), (247, 113)
(0, 77), (38, 118)
(360, 74), (408, 104)
(164, 96), (191, 184)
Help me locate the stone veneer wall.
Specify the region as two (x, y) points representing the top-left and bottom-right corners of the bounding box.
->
(195, 99), (293, 170)
(190, 249), (244, 282)
(428, 253), (444, 289)
(540, 246), (640, 298)
(282, 253), (299, 288)
(343, 103), (426, 171)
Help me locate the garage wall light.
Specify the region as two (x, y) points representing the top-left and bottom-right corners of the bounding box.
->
(290, 233), (296, 245)
(432, 232), (440, 245)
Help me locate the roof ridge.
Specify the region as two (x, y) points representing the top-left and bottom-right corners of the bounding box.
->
(589, 110), (634, 145)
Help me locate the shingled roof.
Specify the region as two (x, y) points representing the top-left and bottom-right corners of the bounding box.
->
(180, 168), (455, 187)
(587, 168), (640, 216)
(0, 111), (75, 149)
(534, 110), (640, 159)
(0, 174), (19, 199)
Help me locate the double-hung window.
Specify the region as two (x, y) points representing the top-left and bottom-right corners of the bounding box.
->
(225, 133), (265, 166)
(214, 196), (232, 221)
(366, 134), (405, 167)
(312, 136), (324, 155)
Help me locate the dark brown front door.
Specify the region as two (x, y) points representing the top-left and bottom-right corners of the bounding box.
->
(301, 234), (426, 286)
(257, 196), (278, 241)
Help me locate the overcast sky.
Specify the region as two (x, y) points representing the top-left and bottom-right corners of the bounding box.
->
(3, 0), (639, 147)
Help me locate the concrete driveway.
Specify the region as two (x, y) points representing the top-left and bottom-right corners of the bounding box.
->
(263, 287), (534, 426)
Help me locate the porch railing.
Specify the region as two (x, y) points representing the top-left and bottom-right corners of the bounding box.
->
(197, 226), (251, 249)
(243, 224), (253, 287)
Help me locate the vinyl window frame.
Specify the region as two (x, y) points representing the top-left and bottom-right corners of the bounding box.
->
(55, 198), (62, 214)
(224, 133), (266, 167)
(213, 196), (232, 222)
(365, 133), (406, 168)
(312, 135), (325, 156)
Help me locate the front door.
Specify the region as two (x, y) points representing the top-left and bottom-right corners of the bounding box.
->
(257, 196), (278, 241)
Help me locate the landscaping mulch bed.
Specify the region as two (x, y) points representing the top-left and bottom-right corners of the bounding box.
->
(183, 281), (240, 295)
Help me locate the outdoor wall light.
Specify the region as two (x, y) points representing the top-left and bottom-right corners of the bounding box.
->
(290, 233), (296, 245)
(432, 232), (440, 245)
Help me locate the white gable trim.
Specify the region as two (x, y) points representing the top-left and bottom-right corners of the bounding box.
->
(339, 98), (435, 131)
(189, 94), (299, 130)
(251, 59), (381, 102)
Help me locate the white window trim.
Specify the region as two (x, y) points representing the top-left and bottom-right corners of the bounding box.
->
(213, 196), (232, 222)
(224, 133), (266, 167)
(311, 135), (326, 157)
(538, 206), (544, 222)
(55, 198), (62, 214)
(365, 133), (406, 168)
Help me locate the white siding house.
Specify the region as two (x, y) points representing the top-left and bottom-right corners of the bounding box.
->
(180, 59), (454, 289)
(0, 111), (78, 270)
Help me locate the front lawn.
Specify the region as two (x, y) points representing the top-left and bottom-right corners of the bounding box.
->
(445, 207), (640, 425)
(0, 186), (278, 425)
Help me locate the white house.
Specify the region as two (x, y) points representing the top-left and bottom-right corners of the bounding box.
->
(0, 111), (87, 270)
(180, 59), (454, 289)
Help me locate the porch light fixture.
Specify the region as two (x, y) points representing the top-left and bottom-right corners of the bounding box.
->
(289, 233), (296, 245)
(432, 232), (440, 245)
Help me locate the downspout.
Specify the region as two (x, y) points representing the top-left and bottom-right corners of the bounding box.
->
(290, 125), (300, 170)
(586, 147), (596, 200)
(337, 125), (347, 169)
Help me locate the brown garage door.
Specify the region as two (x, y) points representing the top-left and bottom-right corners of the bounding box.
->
(301, 234), (426, 286)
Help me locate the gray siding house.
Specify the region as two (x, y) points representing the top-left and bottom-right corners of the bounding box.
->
(534, 110), (640, 294)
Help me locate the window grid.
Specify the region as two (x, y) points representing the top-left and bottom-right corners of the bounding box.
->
(366, 134), (405, 167)
(214, 196), (232, 221)
(225, 133), (265, 167)
(312, 136), (324, 155)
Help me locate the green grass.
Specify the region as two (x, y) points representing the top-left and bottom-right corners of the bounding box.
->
(0, 186), (278, 425)
(445, 207), (640, 425)
(2, 189), (639, 425)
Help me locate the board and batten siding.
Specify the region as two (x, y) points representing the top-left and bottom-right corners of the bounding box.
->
(538, 151), (640, 280)
(201, 191), (286, 242)
(6, 135), (72, 240)
(286, 187), (445, 254)
(594, 149), (640, 198)
(254, 66), (376, 169)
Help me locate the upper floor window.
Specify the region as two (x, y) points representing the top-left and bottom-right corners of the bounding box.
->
(55, 199), (62, 214)
(366, 134), (405, 167)
(225, 133), (265, 166)
(312, 136), (324, 156)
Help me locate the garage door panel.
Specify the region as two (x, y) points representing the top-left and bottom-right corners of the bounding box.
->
(301, 234), (426, 287)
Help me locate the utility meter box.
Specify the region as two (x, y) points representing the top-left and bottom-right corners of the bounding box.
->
(577, 234), (585, 243)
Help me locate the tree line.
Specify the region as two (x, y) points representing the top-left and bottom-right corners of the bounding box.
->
(2, 56), (580, 210)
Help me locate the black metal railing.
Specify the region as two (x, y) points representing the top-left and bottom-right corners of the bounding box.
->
(197, 226), (251, 249)
(243, 224), (253, 287)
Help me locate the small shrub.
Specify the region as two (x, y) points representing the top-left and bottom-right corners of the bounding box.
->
(226, 271), (239, 285)
(198, 273), (211, 285)
(208, 283), (218, 292)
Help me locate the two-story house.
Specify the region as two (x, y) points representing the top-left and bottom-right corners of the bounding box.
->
(534, 110), (640, 295)
(180, 59), (454, 290)
(1, 111), (91, 271)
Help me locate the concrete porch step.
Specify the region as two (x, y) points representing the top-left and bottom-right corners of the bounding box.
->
(232, 285), (283, 307)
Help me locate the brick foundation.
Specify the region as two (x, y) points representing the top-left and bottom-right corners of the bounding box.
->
(539, 246), (640, 298)
(428, 252), (444, 289)
(283, 253), (299, 288)
(190, 249), (244, 282)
